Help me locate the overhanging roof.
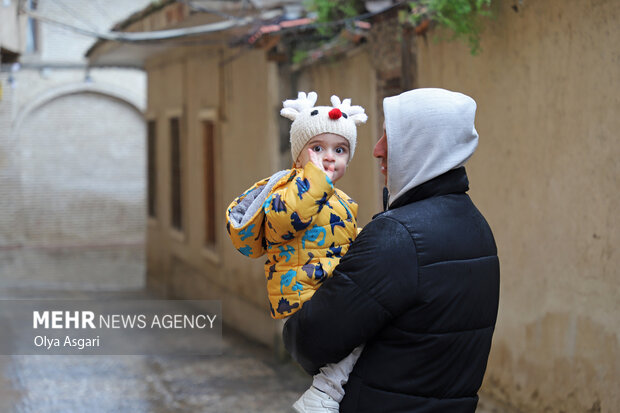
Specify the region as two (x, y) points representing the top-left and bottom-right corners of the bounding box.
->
(85, 0), (305, 68)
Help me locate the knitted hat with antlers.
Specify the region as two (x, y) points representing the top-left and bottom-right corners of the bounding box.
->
(281, 91), (368, 163)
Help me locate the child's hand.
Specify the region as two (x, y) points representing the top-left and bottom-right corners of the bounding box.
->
(307, 148), (335, 181)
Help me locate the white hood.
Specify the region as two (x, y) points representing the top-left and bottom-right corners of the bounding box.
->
(383, 88), (479, 206)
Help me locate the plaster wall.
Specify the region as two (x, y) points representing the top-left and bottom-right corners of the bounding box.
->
(415, 1), (619, 411)
(0, 72), (20, 265)
(0, 0), (25, 54)
(0, 91), (146, 290)
(145, 48), (283, 347)
(296, 49), (383, 224)
(1, 0), (148, 290)
(144, 45), (386, 347)
(29, 0), (151, 63)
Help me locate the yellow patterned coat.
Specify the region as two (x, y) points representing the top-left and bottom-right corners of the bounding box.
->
(226, 162), (358, 319)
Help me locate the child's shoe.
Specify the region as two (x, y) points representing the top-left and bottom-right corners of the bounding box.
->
(292, 386), (339, 413)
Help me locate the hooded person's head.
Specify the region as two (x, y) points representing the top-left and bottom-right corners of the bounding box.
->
(381, 88), (479, 206)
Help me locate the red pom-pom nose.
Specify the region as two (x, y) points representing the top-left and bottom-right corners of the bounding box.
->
(328, 108), (342, 120)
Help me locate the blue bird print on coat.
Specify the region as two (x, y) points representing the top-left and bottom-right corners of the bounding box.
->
(280, 269), (296, 293)
(295, 177), (310, 200)
(301, 225), (326, 249)
(315, 192), (329, 213)
(271, 194), (287, 213)
(239, 245), (253, 256)
(290, 212), (311, 231)
(238, 224), (255, 241)
(278, 245), (295, 262)
(329, 213), (345, 234)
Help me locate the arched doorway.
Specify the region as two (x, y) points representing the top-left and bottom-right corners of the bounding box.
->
(6, 88), (146, 290)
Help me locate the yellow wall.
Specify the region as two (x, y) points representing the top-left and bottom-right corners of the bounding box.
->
(143, 42), (382, 349)
(297, 49), (383, 224)
(145, 47), (284, 347)
(416, 1), (619, 411)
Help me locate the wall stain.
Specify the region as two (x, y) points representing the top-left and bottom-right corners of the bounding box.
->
(484, 312), (618, 412)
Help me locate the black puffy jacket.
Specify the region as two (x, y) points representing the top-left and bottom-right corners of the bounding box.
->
(283, 167), (500, 412)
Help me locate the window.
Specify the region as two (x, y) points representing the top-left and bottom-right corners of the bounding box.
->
(25, 0), (39, 53)
(147, 120), (157, 218)
(170, 117), (183, 231)
(203, 121), (216, 246)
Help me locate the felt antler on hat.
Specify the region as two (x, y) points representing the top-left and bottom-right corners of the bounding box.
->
(281, 91), (318, 121)
(330, 95), (368, 125)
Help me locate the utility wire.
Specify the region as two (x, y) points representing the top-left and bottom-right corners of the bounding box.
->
(22, 8), (283, 43)
(22, 3), (381, 45)
(52, 0), (101, 32)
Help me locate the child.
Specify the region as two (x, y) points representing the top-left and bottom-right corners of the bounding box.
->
(226, 91), (367, 412)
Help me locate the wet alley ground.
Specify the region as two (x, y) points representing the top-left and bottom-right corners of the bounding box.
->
(0, 287), (311, 413)
(0, 271), (519, 412)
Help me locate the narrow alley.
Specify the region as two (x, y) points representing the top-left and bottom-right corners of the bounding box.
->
(0, 258), (515, 413)
(0, 284), (310, 412)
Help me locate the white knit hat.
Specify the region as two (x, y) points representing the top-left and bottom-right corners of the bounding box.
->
(281, 91), (367, 162)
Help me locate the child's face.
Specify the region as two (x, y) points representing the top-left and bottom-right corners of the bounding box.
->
(295, 133), (350, 183)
